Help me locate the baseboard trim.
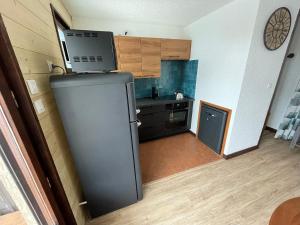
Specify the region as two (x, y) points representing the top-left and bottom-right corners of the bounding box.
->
(189, 131), (196, 136)
(265, 126), (277, 133)
(223, 145), (259, 160)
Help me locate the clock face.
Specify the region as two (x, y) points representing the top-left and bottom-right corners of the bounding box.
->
(264, 7), (291, 51)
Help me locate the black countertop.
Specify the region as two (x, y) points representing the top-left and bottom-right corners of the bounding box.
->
(136, 95), (194, 107)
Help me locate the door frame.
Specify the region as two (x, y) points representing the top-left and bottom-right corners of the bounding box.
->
(0, 15), (77, 225)
(0, 91), (55, 225)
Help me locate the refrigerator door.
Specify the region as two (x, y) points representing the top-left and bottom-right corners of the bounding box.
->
(130, 121), (143, 200)
(50, 74), (139, 217)
(126, 82), (137, 122)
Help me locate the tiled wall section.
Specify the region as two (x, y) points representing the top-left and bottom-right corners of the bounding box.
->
(182, 60), (198, 98)
(134, 60), (198, 99)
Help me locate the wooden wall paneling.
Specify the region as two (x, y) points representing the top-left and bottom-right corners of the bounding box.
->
(38, 0), (52, 11)
(118, 36), (142, 77)
(3, 17), (61, 58)
(14, 48), (64, 74)
(46, 128), (69, 162)
(141, 38), (161, 77)
(0, 0), (58, 44)
(38, 110), (57, 138)
(15, 0), (55, 28)
(196, 101), (232, 157)
(161, 39), (191, 60)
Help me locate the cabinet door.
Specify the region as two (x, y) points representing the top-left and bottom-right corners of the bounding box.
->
(118, 36), (142, 77)
(161, 39), (191, 60)
(141, 38), (161, 77)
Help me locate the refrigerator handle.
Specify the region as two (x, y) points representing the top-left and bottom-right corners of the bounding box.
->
(126, 82), (137, 122)
(130, 122), (143, 200)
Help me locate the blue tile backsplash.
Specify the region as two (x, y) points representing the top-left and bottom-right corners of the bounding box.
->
(182, 60), (198, 98)
(134, 60), (198, 99)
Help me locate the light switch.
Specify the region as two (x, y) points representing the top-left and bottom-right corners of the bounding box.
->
(26, 80), (39, 94)
(34, 99), (45, 114)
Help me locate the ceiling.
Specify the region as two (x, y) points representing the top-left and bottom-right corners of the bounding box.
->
(61, 0), (235, 27)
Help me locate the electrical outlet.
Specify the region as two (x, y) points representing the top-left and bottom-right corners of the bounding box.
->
(47, 60), (53, 72)
(34, 99), (45, 114)
(26, 80), (39, 94)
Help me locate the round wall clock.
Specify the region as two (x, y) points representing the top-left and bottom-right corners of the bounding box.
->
(264, 7), (291, 51)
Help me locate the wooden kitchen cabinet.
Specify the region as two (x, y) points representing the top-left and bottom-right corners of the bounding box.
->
(141, 38), (161, 77)
(114, 36), (191, 77)
(117, 36), (143, 77)
(161, 39), (191, 60)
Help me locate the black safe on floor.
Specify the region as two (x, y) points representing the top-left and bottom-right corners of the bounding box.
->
(198, 104), (228, 154)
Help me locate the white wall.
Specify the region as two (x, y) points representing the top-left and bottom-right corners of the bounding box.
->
(184, 0), (260, 153)
(267, 19), (300, 130)
(227, 0), (300, 154)
(72, 17), (186, 38)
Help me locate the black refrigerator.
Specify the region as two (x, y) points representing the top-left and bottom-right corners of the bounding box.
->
(50, 72), (143, 218)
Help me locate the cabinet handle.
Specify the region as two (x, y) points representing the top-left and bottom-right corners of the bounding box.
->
(136, 109), (141, 114)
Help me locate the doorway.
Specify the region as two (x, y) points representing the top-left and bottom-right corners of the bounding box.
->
(265, 11), (300, 141)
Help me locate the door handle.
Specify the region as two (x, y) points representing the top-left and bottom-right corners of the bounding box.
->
(137, 120), (142, 127)
(208, 113), (216, 118)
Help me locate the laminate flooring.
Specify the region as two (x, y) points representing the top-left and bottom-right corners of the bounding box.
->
(88, 131), (300, 225)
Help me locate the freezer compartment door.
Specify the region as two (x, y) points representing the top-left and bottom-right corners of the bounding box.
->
(130, 121), (143, 200)
(126, 82), (137, 122)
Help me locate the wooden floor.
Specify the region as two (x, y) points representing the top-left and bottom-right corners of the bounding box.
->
(139, 133), (221, 183)
(88, 132), (300, 225)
